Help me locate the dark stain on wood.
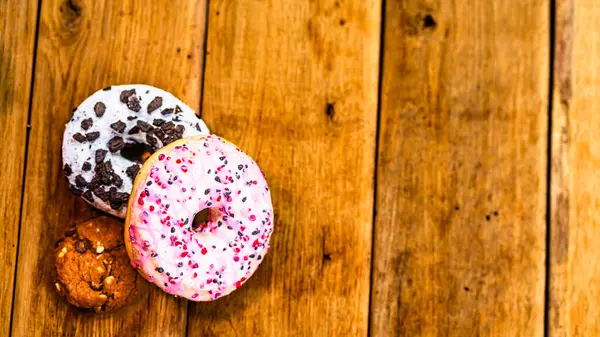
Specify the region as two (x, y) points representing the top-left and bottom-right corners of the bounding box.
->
(325, 102), (335, 120)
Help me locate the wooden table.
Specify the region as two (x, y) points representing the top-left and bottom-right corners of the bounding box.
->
(1, 0), (598, 336)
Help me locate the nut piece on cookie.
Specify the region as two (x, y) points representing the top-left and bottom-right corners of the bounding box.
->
(54, 216), (147, 313)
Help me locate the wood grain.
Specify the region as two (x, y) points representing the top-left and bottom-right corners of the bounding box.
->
(0, 0), (38, 334)
(371, 1), (549, 336)
(11, 0), (207, 336)
(549, 0), (600, 335)
(186, 0), (380, 336)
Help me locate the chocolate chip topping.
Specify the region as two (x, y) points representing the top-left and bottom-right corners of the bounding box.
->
(81, 118), (93, 130)
(127, 116), (138, 121)
(110, 121), (126, 133)
(83, 190), (94, 202)
(86, 132), (100, 142)
(195, 123), (202, 131)
(161, 108), (174, 115)
(161, 121), (175, 133)
(94, 161), (114, 185)
(111, 173), (123, 187)
(82, 162), (92, 171)
(108, 187), (129, 210)
(108, 137), (125, 153)
(127, 96), (141, 112)
(120, 89), (136, 103)
(128, 126), (140, 135)
(93, 187), (109, 201)
(152, 119), (166, 126)
(175, 125), (185, 137)
(73, 133), (86, 143)
(68, 185), (83, 196)
(126, 165), (140, 180)
(102, 86), (112, 91)
(146, 133), (157, 147)
(147, 97), (163, 113)
(153, 129), (165, 140)
(94, 102), (106, 117)
(95, 149), (108, 163)
(136, 120), (153, 132)
(175, 105), (183, 113)
(75, 175), (88, 188)
(64, 164), (73, 176)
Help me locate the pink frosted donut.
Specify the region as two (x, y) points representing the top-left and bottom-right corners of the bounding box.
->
(125, 135), (273, 301)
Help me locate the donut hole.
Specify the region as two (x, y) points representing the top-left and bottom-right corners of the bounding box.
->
(192, 208), (211, 231)
(120, 142), (153, 163)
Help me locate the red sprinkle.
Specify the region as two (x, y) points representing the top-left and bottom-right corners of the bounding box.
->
(201, 247), (208, 255)
(180, 252), (188, 257)
(181, 165), (188, 172)
(159, 154), (165, 160)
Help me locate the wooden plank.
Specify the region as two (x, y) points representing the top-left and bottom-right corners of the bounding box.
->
(0, 0), (39, 334)
(548, 0), (600, 335)
(186, 0), (380, 336)
(371, 1), (549, 336)
(11, 1), (207, 336)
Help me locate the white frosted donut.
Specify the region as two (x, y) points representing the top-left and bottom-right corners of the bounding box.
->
(62, 84), (209, 218)
(125, 135), (274, 301)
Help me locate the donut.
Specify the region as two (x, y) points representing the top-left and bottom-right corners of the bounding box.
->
(54, 216), (148, 313)
(62, 84), (209, 218)
(125, 135), (274, 301)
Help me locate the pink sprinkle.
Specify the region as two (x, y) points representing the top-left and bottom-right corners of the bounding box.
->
(182, 188), (187, 192)
(193, 272), (198, 278)
(192, 293), (199, 299)
(159, 154), (165, 160)
(249, 215), (256, 221)
(233, 256), (240, 262)
(181, 165), (188, 172)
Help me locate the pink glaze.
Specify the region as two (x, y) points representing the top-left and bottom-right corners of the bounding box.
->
(127, 135), (273, 301)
